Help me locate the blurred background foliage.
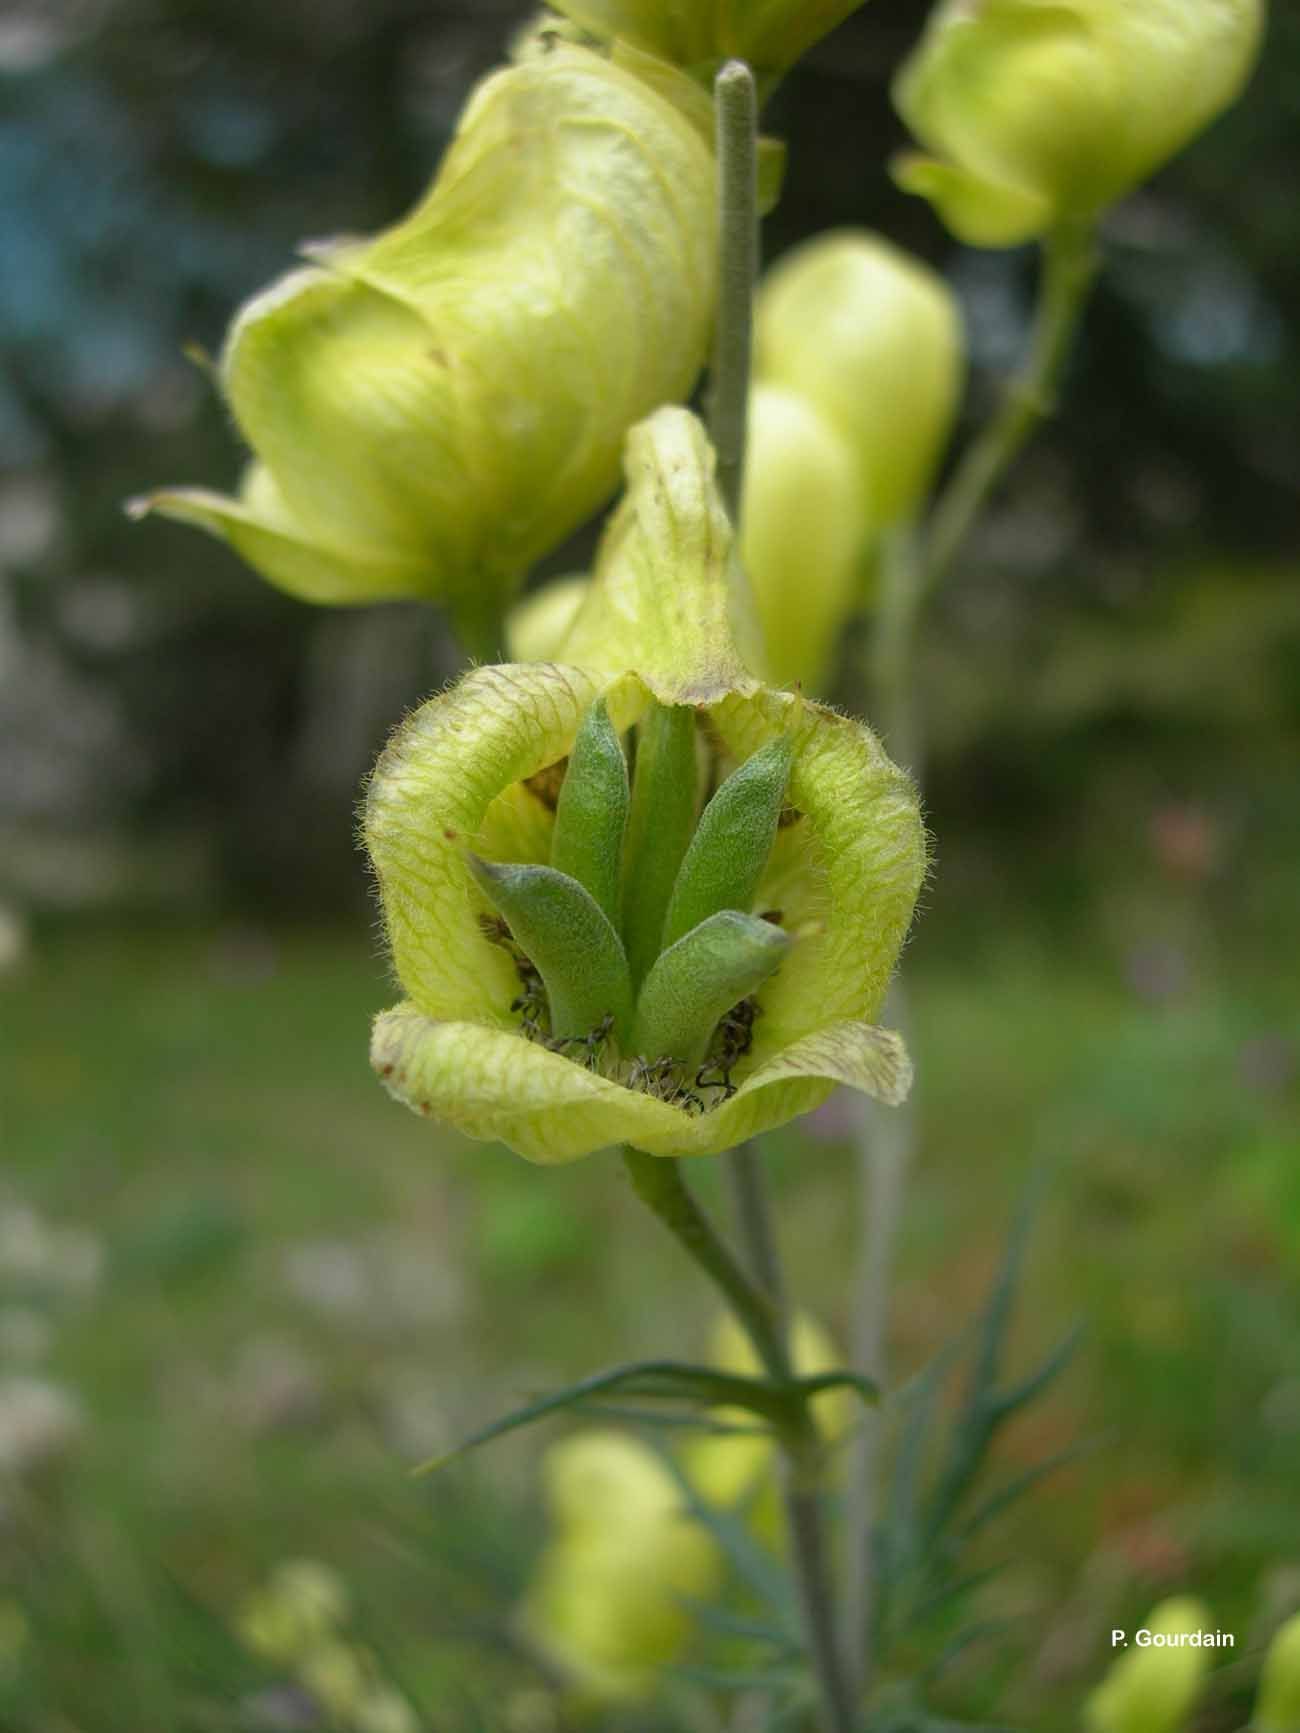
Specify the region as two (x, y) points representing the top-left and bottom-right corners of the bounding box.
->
(1, 0), (1298, 1728)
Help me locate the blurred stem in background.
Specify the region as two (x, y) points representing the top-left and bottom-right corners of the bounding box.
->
(847, 218), (1100, 1694)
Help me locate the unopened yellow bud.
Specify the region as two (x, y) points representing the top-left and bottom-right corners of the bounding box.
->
(521, 1430), (720, 1703)
(741, 383), (865, 692)
(755, 231), (963, 532)
(547, 0), (871, 87)
(1085, 1599), (1214, 1733)
(1257, 1611), (1300, 1733)
(134, 45), (715, 616)
(893, 0), (1264, 248)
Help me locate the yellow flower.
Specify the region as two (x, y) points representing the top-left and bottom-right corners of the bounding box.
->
(1256, 1611), (1300, 1733)
(546, 0), (872, 89)
(755, 229), (964, 532)
(1085, 1598), (1213, 1733)
(520, 1429), (720, 1704)
(132, 43), (715, 621)
(366, 409), (925, 1163)
(893, 0), (1264, 247)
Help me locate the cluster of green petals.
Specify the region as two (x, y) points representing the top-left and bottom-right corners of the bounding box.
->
(893, 0), (1264, 247)
(132, 39), (716, 616)
(366, 409), (926, 1163)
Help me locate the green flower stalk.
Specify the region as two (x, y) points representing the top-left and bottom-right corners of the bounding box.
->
(546, 0), (872, 90)
(520, 1429), (721, 1704)
(366, 408), (925, 1163)
(1084, 1599), (1213, 1733)
(131, 42), (716, 636)
(755, 229), (964, 535)
(893, 0), (1265, 248)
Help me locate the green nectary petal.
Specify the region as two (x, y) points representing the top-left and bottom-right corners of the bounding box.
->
(632, 911), (790, 1068)
(621, 701), (700, 990)
(366, 661), (626, 1026)
(557, 409), (764, 705)
(372, 1004), (910, 1163)
(550, 698), (630, 929)
(660, 733), (793, 952)
(470, 859), (634, 1045)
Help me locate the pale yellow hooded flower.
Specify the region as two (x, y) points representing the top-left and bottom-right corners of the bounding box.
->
(132, 42), (715, 622)
(1085, 1598), (1213, 1733)
(893, 0), (1265, 247)
(366, 408), (926, 1163)
(520, 1429), (720, 1704)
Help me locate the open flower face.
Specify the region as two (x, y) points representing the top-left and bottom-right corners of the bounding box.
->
(893, 0), (1264, 247)
(132, 43), (715, 617)
(366, 411), (925, 1164)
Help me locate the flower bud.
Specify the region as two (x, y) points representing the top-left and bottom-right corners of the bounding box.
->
(740, 383), (866, 693)
(1084, 1599), (1213, 1733)
(521, 1430), (720, 1703)
(893, 0), (1264, 248)
(547, 0), (871, 87)
(755, 231), (963, 531)
(133, 44), (715, 616)
(1256, 1611), (1300, 1733)
(366, 408), (924, 1163)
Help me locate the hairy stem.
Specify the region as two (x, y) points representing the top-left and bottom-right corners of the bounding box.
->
(709, 59), (759, 526)
(846, 220), (1099, 1697)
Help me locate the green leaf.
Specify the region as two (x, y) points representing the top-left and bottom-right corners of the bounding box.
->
(414, 1359), (803, 1474)
(622, 700), (700, 988)
(469, 857), (633, 1044)
(661, 733), (794, 951)
(549, 696), (629, 929)
(632, 909), (790, 1067)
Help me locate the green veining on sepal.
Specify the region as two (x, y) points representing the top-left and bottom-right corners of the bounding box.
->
(661, 733), (793, 953)
(632, 912), (790, 1072)
(470, 858), (634, 1046)
(550, 697), (629, 930)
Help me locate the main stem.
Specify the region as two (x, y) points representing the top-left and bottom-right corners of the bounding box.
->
(846, 220), (1099, 1695)
(622, 1150), (857, 1733)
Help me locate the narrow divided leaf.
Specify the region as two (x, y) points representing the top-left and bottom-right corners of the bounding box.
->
(633, 910), (791, 1068)
(661, 733), (794, 952)
(414, 1360), (803, 1475)
(549, 696), (629, 929)
(622, 701), (700, 988)
(469, 858), (633, 1044)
